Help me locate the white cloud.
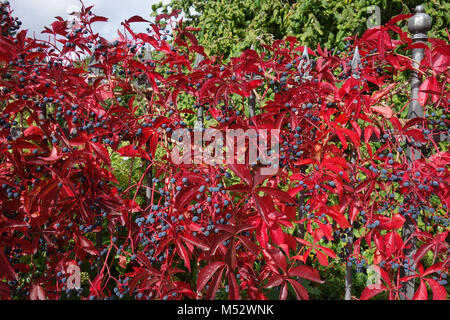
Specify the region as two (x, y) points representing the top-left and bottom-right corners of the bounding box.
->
(10, 0), (171, 40)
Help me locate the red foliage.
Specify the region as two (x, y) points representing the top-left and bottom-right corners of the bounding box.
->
(0, 2), (448, 300)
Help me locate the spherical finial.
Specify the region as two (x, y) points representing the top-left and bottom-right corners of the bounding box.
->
(415, 5), (425, 13)
(408, 4), (431, 39)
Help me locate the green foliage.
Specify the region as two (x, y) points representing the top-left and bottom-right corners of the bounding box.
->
(153, 0), (449, 60)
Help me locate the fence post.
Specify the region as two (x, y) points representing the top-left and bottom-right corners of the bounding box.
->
(295, 45), (311, 257)
(194, 53), (205, 127)
(400, 4), (431, 300)
(142, 45), (154, 210)
(248, 45), (256, 125)
(248, 92), (256, 125)
(343, 46), (361, 300)
(145, 99), (153, 211)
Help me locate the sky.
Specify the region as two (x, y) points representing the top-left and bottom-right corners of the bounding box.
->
(9, 0), (171, 40)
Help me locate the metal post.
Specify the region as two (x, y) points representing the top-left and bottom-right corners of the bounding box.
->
(248, 92), (255, 125)
(145, 95), (153, 210)
(88, 47), (101, 79)
(294, 46), (312, 275)
(196, 105), (204, 127)
(400, 5), (431, 300)
(248, 45), (256, 126)
(351, 46), (361, 79)
(142, 46), (154, 210)
(294, 46), (308, 255)
(342, 46), (362, 300)
(297, 46), (312, 82)
(344, 234), (353, 300)
(194, 53), (205, 127)
(344, 149), (358, 301)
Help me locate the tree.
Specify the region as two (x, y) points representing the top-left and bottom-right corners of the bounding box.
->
(155, 0), (450, 59)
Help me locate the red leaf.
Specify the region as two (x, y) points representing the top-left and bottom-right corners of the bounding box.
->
(316, 245), (336, 259)
(315, 249), (329, 266)
(0, 248), (17, 281)
(117, 144), (151, 160)
(390, 117), (403, 133)
(225, 239), (237, 271)
(380, 214), (405, 230)
(419, 76), (439, 105)
(225, 183), (251, 193)
(126, 15), (149, 23)
(215, 224), (236, 235)
(412, 280), (428, 300)
(360, 285), (386, 300)
(385, 231), (403, 257)
(326, 206), (351, 229)
(414, 242), (436, 263)
(404, 129), (428, 143)
(0, 220), (28, 233)
(424, 278), (447, 300)
(235, 224), (255, 235)
(279, 282), (289, 300)
(423, 262), (445, 277)
(91, 142), (111, 166)
(228, 163), (253, 186)
(319, 82), (336, 93)
(387, 13), (413, 25)
(179, 233), (210, 251)
(185, 26), (201, 32)
(128, 270), (147, 295)
(50, 20), (67, 36)
(253, 194), (273, 225)
(286, 278), (309, 300)
(288, 266), (324, 283)
(266, 246), (288, 273)
(23, 126), (43, 138)
(90, 16), (108, 23)
(418, 78), (430, 106)
(197, 261), (225, 292)
(295, 237), (312, 247)
(269, 223), (287, 248)
(236, 235), (259, 256)
(227, 273), (240, 300)
(4, 100), (24, 115)
(335, 130), (348, 149)
(210, 233), (232, 255)
(89, 272), (104, 296)
(175, 239), (190, 271)
(256, 187), (295, 204)
(372, 106), (393, 118)
(39, 146), (63, 162)
(206, 265), (226, 300)
(403, 117), (426, 131)
(374, 232), (385, 254)
(76, 235), (98, 256)
(175, 187), (199, 211)
(137, 253), (160, 274)
(287, 186), (303, 197)
(265, 274), (284, 288)
(371, 83), (396, 104)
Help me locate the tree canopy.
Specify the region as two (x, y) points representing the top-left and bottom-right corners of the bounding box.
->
(153, 0), (449, 59)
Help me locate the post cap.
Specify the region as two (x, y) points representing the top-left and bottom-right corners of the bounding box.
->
(408, 5), (431, 40)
